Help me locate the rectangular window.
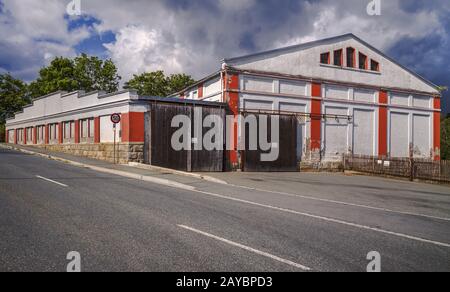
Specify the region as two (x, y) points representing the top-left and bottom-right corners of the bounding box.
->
(320, 52), (330, 64)
(64, 122), (70, 139)
(80, 118), (94, 139)
(37, 126), (44, 142)
(49, 123), (59, 141)
(371, 59), (380, 71)
(42, 126), (45, 141)
(18, 129), (23, 142)
(334, 49), (343, 66)
(191, 91), (198, 99)
(26, 127), (33, 142)
(359, 53), (368, 70)
(81, 120), (88, 138)
(346, 47), (355, 68)
(89, 119), (95, 138)
(63, 121), (75, 140)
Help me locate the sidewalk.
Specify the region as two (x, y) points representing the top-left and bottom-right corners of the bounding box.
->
(0, 143), (216, 190)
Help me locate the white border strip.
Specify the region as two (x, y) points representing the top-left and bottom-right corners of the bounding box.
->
(178, 225), (311, 271)
(226, 183), (450, 222)
(192, 190), (450, 248)
(36, 175), (68, 187)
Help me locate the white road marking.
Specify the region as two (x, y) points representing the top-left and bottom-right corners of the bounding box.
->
(178, 225), (311, 271)
(191, 189), (450, 249)
(226, 183), (450, 222)
(13, 145), (448, 248)
(36, 175), (68, 187)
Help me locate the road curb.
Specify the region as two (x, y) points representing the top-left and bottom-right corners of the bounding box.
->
(128, 162), (229, 185)
(0, 144), (196, 191)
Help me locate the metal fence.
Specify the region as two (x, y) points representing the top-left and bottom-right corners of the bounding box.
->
(343, 155), (450, 184)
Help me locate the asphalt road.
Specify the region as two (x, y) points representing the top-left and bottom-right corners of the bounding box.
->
(0, 148), (449, 272)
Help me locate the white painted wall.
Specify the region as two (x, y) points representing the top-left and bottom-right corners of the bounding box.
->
(243, 76), (275, 92)
(353, 109), (375, 156)
(390, 92), (410, 106)
(203, 77), (222, 102)
(387, 109), (432, 158)
(390, 112), (410, 157)
(323, 106), (349, 159)
(413, 94), (432, 109)
(8, 130), (14, 143)
(279, 80), (308, 96)
(7, 91), (135, 125)
(412, 114), (431, 158)
(100, 115), (121, 143)
(354, 88), (376, 103)
(235, 72), (436, 161)
(324, 84), (349, 100)
(227, 35), (439, 95)
(5, 90), (149, 133)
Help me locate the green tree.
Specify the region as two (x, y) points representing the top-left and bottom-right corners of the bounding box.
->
(29, 57), (77, 98)
(124, 71), (195, 96)
(0, 73), (30, 142)
(29, 55), (121, 98)
(166, 73), (195, 95)
(442, 114), (450, 160)
(74, 54), (121, 93)
(124, 71), (168, 96)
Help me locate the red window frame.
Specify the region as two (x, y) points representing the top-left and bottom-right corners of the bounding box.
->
(346, 47), (356, 68)
(333, 49), (343, 66)
(320, 52), (331, 64)
(359, 53), (368, 70)
(371, 59), (380, 72)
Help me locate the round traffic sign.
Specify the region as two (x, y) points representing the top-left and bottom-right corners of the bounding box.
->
(111, 113), (121, 124)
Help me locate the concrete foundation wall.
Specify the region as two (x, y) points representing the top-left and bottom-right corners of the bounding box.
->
(34, 143), (144, 164)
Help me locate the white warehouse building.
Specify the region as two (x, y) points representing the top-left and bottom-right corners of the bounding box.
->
(171, 34), (442, 169)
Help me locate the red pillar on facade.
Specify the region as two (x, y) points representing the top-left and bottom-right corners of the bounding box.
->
(58, 122), (63, 144)
(45, 125), (50, 145)
(378, 90), (388, 157)
(121, 113), (145, 143)
(33, 127), (37, 144)
(5, 129), (9, 144)
(198, 84), (204, 99)
(23, 128), (27, 145)
(14, 129), (18, 144)
(310, 82), (322, 153)
(74, 120), (80, 144)
(94, 117), (101, 143)
(224, 72), (240, 168)
(433, 96), (441, 161)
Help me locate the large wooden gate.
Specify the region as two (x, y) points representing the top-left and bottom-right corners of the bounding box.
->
(241, 113), (299, 172)
(144, 101), (226, 172)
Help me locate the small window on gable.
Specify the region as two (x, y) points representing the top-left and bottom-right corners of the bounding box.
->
(370, 59), (380, 72)
(359, 53), (368, 70)
(346, 47), (355, 68)
(320, 52), (330, 64)
(191, 91), (198, 99)
(334, 49), (343, 66)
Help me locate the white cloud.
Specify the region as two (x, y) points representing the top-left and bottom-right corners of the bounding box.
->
(0, 0), (92, 81)
(1, 0), (449, 87)
(104, 25), (185, 80)
(276, 0), (442, 51)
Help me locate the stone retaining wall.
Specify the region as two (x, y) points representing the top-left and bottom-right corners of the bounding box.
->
(34, 143), (144, 164)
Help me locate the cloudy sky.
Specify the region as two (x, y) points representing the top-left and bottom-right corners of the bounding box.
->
(0, 0), (449, 112)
